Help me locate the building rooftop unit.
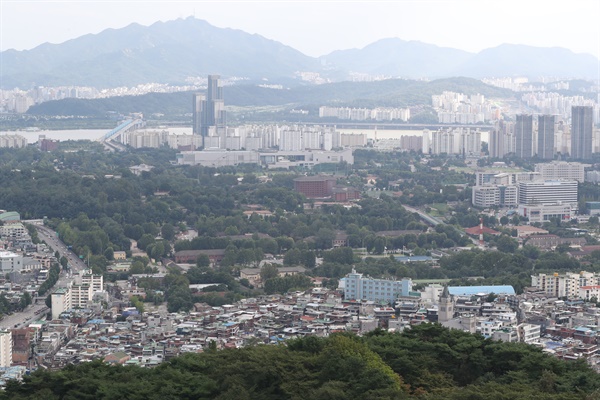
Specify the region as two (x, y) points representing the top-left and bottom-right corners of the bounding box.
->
(448, 285), (516, 296)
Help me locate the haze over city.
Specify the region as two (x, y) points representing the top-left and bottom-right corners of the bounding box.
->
(2, 0), (600, 58)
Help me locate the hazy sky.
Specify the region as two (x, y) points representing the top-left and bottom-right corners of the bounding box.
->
(1, 0), (600, 58)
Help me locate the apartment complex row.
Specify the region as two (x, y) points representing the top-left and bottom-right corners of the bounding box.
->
(318, 106), (410, 121)
(422, 127), (481, 156)
(531, 272), (600, 299)
(489, 108), (600, 160)
(0, 135), (27, 149)
(51, 271), (105, 319)
(432, 91), (500, 124)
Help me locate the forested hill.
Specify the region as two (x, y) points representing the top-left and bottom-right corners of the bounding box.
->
(3, 325), (600, 400)
(26, 77), (514, 117)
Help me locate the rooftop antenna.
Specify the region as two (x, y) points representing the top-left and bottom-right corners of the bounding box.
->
(479, 217), (484, 247)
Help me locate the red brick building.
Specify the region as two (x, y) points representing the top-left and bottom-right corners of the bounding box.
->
(293, 176), (337, 198)
(11, 328), (35, 365)
(332, 187), (360, 202)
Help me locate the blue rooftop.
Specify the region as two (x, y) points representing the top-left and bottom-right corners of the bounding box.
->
(448, 285), (515, 296)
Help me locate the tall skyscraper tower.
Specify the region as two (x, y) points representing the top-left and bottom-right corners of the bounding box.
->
(192, 75), (227, 148)
(571, 106), (593, 159)
(515, 114), (533, 159)
(192, 93), (205, 136)
(537, 115), (555, 160)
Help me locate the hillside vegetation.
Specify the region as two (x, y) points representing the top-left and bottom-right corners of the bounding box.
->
(27, 77), (514, 117)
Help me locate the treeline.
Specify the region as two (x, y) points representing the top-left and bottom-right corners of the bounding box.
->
(311, 245), (595, 294)
(0, 292), (32, 317)
(3, 324), (600, 399)
(37, 264), (61, 296)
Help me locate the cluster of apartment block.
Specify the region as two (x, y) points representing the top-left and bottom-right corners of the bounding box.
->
(51, 270), (106, 319)
(0, 135), (27, 148)
(531, 272), (600, 300)
(489, 107), (600, 160)
(521, 92), (599, 123)
(318, 106), (410, 121)
(422, 127), (482, 156)
(432, 92), (500, 124)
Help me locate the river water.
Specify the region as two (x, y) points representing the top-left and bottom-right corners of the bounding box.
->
(0, 129), (107, 144)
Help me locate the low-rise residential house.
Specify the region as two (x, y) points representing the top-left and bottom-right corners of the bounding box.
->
(104, 351), (131, 365)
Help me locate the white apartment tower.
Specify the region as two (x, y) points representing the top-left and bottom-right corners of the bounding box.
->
(0, 331), (12, 367)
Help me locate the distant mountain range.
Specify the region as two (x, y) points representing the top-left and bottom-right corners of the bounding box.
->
(1, 17), (598, 89)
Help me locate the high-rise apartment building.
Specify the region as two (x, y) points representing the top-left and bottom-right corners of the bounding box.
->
(429, 128), (481, 156)
(489, 126), (505, 158)
(488, 120), (515, 158)
(0, 331), (12, 367)
(515, 114), (533, 159)
(571, 106), (593, 159)
(537, 115), (555, 160)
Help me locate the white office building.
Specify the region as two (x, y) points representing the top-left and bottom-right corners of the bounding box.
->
(534, 162), (585, 182)
(518, 203), (573, 224)
(472, 185), (518, 208)
(517, 180), (578, 206)
(472, 186), (500, 208)
(340, 269), (412, 304)
(0, 252), (23, 274)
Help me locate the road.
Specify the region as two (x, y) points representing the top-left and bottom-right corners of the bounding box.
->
(35, 225), (88, 274)
(402, 205), (443, 226)
(0, 304), (48, 329)
(402, 204), (481, 246)
(0, 225), (85, 329)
